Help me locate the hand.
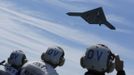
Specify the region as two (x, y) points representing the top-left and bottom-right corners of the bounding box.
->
(115, 55), (124, 71)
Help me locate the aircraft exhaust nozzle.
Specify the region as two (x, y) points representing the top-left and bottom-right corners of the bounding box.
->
(66, 12), (82, 16)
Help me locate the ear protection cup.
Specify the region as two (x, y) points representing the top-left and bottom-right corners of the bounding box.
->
(106, 62), (115, 73)
(22, 55), (27, 65)
(106, 52), (115, 73)
(58, 50), (65, 66)
(80, 56), (86, 68)
(7, 57), (11, 65)
(41, 52), (50, 63)
(58, 57), (65, 66)
(41, 53), (45, 61)
(8, 57), (16, 66)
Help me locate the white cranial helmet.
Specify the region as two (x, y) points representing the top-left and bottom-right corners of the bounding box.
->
(8, 50), (27, 68)
(41, 46), (65, 67)
(80, 44), (115, 73)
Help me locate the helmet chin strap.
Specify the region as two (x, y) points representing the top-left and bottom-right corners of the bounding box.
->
(87, 70), (105, 75)
(43, 60), (58, 68)
(106, 62), (115, 73)
(106, 52), (116, 73)
(58, 57), (65, 66)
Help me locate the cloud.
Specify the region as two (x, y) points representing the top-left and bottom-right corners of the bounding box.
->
(59, 0), (113, 7)
(106, 14), (134, 34)
(0, 6), (133, 60)
(107, 14), (133, 27)
(0, 2), (133, 75)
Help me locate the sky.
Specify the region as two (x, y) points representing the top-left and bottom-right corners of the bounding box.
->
(0, 0), (134, 75)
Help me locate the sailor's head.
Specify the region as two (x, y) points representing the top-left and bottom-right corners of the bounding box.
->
(80, 44), (115, 73)
(8, 50), (27, 69)
(41, 46), (65, 68)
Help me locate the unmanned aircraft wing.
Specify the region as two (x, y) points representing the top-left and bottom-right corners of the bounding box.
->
(67, 7), (116, 30)
(81, 7), (107, 24)
(104, 21), (116, 30)
(66, 12), (82, 16)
